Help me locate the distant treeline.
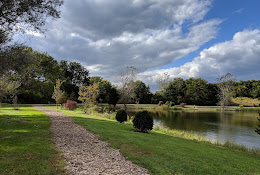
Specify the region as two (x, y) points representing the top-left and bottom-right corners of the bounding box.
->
(1, 47), (260, 105)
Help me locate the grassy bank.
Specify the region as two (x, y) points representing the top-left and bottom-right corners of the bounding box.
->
(0, 105), (65, 175)
(115, 103), (260, 112)
(232, 97), (260, 107)
(48, 106), (260, 175)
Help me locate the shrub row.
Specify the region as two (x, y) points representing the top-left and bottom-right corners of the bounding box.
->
(115, 109), (153, 133)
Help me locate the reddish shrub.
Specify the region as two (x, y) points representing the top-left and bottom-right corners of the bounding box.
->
(64, 100), (77, 110)
(180, 103), (187, 107)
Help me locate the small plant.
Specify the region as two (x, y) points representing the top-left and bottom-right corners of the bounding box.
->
(180, 103), (187, 107)
(64, 100), (77, 110)
(116, 109), (127, 123)
(165, 101), (175, 107)
(158, 101), (163, 106)
(133, 110), (153, 133)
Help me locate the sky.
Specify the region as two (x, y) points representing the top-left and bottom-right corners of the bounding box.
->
(15, 0), (260, 91)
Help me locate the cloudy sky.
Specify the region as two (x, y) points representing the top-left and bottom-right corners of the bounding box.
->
(16, 0), (260, 91)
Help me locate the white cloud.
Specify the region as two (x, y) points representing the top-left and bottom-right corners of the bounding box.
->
(19, 0), (222, 82)
(139, 29), (260, 91)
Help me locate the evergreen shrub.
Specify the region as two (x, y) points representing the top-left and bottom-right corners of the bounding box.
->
(133, 110), (153, 133)
(116, 109), (127, 123)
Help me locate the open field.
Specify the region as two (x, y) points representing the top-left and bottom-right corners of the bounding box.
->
(47, 105), (260, 175)
(0, 105), (65, 175)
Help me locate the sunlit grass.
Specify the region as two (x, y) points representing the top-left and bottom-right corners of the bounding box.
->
(48, 105), (260, 175)
(0, 105), (65, 175)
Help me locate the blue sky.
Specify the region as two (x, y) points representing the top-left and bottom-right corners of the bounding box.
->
(166, 0), (260, 68)
(19, 0), (260, 91)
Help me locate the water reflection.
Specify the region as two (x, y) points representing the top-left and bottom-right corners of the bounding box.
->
(128, 110), (260, 149)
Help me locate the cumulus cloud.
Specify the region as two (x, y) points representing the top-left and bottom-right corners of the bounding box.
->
(139, 29), (260, 91)
(18, 0), (222, 81)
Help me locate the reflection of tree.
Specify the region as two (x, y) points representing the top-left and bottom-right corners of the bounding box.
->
(151, 110), (220, 132)
(255, 113), (260, 135)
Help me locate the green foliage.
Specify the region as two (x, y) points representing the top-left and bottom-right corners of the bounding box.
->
(133, 110), (153, 132)
(90, 76), (112, 103)
(0, 72), (20, 102)
(116, 109), (127, 123)
(108, 87), (119, 107)
(133, 80), (152, 104)
(165, 101), (174, 107)
(239, 104), (244, 108)
(158, 101), (164, 106)
(0, 0), (63, 46)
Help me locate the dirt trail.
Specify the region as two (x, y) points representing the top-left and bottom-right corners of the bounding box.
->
(34, 106), (149, 175)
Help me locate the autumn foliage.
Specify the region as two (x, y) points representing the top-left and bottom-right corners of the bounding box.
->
(64, 100), (77, 110)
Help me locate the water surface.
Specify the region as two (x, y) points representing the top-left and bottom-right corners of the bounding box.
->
(128, 110), (260, 149)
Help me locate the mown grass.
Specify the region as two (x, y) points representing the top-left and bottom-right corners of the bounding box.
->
(0, 105), (65, 175)
(48, 106), (260, 175)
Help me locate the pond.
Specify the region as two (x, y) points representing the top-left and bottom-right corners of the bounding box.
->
(128, 110), (260, 149)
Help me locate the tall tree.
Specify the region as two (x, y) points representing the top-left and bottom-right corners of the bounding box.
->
(164, 78), (185, 104)
(217, 73), (236, 110)
(185, 78), (209, 105)
(117, 66), (138, 108)
(0, 72), (20, 103)
(134, 80), (152, 104)
(60, 60), (89, 98)
(0, 0), (63, 46)
(156, 72), (170, 93)
(90, 76), (112, 103)
(108, 87), (120, 107)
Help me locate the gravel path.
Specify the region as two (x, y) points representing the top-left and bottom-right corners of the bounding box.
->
(34, 106), (149, 175)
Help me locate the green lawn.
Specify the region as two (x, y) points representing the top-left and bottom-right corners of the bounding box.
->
(0, 105), (65, 175)
(48, 106), (260, 175)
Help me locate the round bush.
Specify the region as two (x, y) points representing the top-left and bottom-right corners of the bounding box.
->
(133, 110), (153, 132)
(116, 109), (127, 123)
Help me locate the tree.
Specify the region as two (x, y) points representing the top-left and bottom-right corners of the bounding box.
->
(90, 76), (112, 103)
(164, 78), (185, 104)
(108, 87), (120, 107)
(0, 72), (20, 103)
(52, 79), (66, 108)
(185, 78), (209, 105)
(217, 73), (236, 110)
(78, 84), (100, 113)
(156, 72), (170, 93)
(117, 66), (138, 108)
(133, 80), (152, 104)
(0, 0), (63, 46)
(256, 113), (260, 135)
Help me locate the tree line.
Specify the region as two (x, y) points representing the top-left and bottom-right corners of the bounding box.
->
(1, 47), (260, 106)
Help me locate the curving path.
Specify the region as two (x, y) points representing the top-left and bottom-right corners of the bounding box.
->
(34, 106), (149, 175)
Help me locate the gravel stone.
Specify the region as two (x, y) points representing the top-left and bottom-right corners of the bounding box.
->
(34, 106), (149, 175)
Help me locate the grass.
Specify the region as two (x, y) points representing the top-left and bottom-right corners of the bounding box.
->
(0, 105), (65, 175)
(48, 106), (260, 175)
(232, 97), (260, 107)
